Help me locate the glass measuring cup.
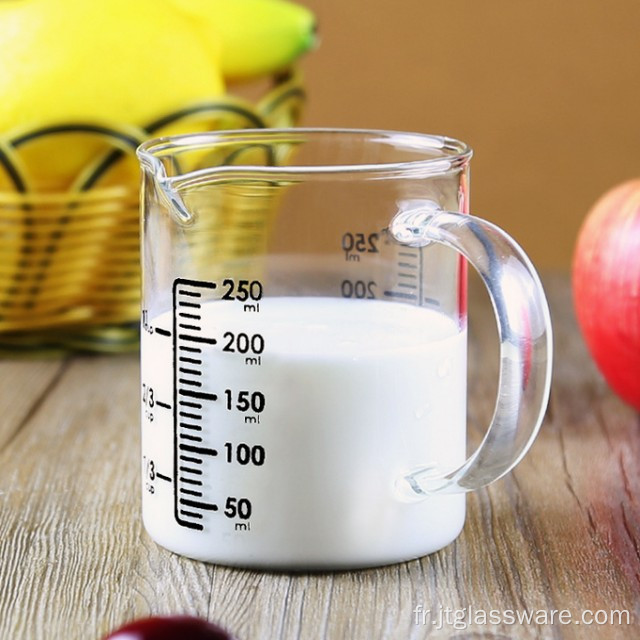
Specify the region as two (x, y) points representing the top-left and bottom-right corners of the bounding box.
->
(136, 129), (552, 570)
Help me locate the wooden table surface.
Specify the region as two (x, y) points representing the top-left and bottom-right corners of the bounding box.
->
(0, 274), (638, 640)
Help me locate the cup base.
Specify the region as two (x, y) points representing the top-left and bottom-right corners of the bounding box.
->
(142, 499), (466, 571)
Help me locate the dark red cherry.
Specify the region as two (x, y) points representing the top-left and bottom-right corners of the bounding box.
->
(103, 616), (235, 640)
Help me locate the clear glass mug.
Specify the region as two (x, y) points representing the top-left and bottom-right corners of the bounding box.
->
(136, 129), (552, 570)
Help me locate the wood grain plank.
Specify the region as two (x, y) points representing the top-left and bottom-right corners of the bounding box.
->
(1, 356), (144, 637)
(0, 358), (69, 450)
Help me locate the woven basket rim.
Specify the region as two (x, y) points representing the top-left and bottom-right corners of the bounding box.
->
(0, 184), (139, 203)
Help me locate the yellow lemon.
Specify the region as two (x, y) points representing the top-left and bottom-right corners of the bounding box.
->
(0, 0), (225, 190)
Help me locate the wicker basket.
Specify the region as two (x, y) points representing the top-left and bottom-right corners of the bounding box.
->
(0, 71), (304, 355)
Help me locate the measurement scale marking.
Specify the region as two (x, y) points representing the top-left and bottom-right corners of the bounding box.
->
(178, 334), (217, 345)
(180, 422), (202, 432)
(181, 478), (203, 486)
(179, 422), (202, 432)
(155, 328), (171, 337)
(156, 473), (172, 482)
(156, 400), (171, 410)
(398, 273), (417, 279)
(179, 455), (202, 464)
(398, 283), (417, 289)
(418, 246), (424, 306)
(180, 510), (203, 519)
(179, 389), (217, 401)
(179, 411), (201, 419)
(179, 466), (203, 475)
(180, 488), (203, 497)
(397, 262), (417, 269)
(398, 251), (416, 257)
(179, 378), (202, 388)
(179, 376), (202, 386)
(173, 278), (221, 531)
(383, 290), (417, 301)
(179, 443), (218, 456)
(179, 368), (201, 376)
(179, 401), (202, 409)
(180, 498), (218, 511)
(180, 434), (203, 442)
(179, 323), (201, 331)
(176, 279), (217, 291)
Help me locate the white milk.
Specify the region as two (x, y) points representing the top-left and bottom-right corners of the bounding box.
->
(141, 297), (467, 569)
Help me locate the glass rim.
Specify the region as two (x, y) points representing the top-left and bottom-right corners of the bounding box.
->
(137, 127), (473, 180)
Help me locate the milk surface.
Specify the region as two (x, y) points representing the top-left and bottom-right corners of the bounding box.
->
(141, 296), (467, 569)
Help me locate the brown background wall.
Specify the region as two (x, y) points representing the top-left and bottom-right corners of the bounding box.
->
(298, 0), (640, 269)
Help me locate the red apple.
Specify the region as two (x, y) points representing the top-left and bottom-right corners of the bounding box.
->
(103, 615), (235, 640)
(572, 178), (640, 410)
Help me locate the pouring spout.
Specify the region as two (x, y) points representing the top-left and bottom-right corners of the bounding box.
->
(136, 143), (193, 224)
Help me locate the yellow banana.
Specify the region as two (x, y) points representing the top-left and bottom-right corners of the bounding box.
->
(169, 0), (317, 80)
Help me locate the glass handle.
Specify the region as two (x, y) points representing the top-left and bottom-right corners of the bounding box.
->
(390, 207), (553, 495)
